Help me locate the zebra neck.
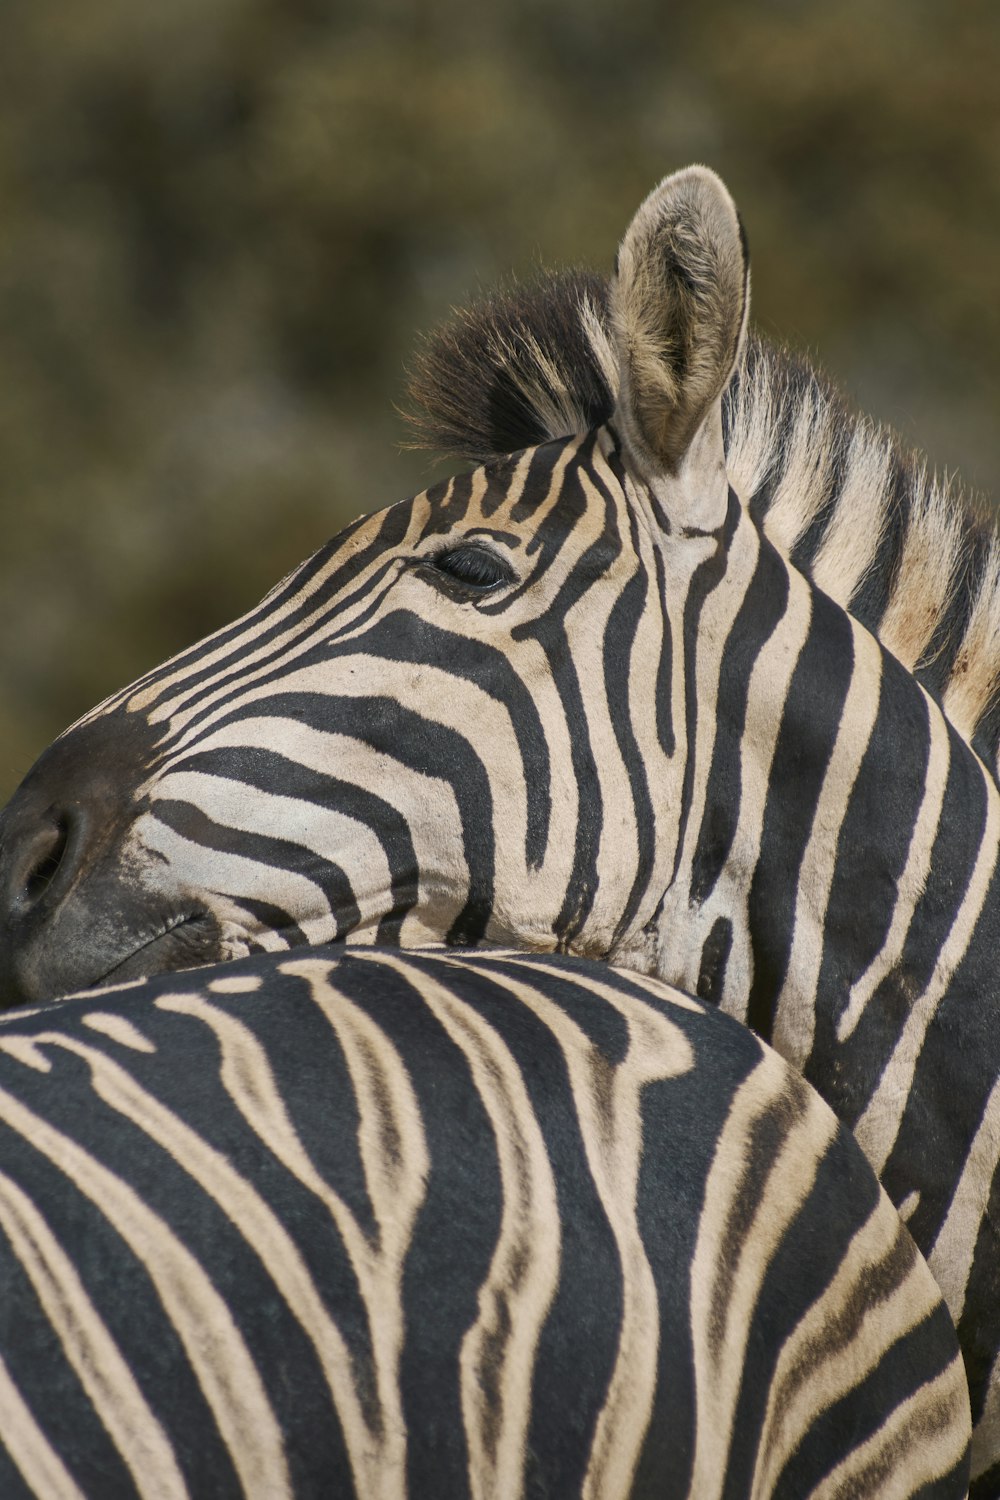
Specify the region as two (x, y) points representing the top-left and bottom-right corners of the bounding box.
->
(650, 513), (1000, 1143)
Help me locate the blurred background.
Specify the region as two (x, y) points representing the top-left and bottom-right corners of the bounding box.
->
(1, 0), (999, 800)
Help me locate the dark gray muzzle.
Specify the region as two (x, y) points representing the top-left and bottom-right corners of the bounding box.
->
(0, 712), (220, 1007)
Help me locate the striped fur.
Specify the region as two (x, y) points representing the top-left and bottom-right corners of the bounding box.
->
(410, 279), (1000, 773)
(1, 164), (998, 1485)
(0, 949), (971, 1498)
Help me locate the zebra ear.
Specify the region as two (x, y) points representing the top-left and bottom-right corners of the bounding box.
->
(611, 165), (749, 531)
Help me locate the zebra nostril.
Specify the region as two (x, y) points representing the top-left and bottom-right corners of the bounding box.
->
(15, 816), (76, 911)
(23, 819), (70, 903)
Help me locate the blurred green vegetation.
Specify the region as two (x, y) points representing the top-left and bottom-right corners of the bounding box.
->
(1, 0), (998, 799)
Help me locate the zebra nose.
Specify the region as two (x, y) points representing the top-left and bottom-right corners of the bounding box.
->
(0, 709), (166, 1007)
(0, 797), (111, 1008)
(1, 805), (87, 921)
(0, 706), (158, 932)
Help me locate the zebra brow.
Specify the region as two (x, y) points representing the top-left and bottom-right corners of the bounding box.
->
(406, 270), (1000, 775)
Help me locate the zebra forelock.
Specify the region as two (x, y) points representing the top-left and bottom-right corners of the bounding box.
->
(405, 270), (617, 465)
(409, 272), (1000, 769)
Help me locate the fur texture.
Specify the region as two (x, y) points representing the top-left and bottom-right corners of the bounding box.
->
(610, 166), (748, 479)
(406, 255), (999, 772)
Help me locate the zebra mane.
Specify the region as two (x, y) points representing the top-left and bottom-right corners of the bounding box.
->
(406, 269), (1000, 773)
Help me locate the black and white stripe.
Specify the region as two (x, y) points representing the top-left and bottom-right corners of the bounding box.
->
(0, 948), (971, 1498)
(1, 164), (998, 1484)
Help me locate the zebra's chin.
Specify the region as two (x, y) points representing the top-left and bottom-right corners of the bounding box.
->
(0, 903), (224, 1011)
(87, 910), (224, 991)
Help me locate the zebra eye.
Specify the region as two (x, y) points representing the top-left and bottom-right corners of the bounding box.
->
(426, 545), (515, 592)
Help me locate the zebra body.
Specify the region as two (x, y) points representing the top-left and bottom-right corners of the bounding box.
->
(1, 166), (998, 1481)
(0, 948), (971, 1498)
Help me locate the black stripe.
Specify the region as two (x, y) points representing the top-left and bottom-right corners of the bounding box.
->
(770, 1306), (961, 1500)
(696, 916), (732, 1006)
(603, 542), (657, 946)
(142, 504), (416, 738)
(151, 798), (362, 941)
(688, 519), (790, 911)
(706, 1074), (807, 1366)
(745, 584), (856, 1039)
(332, 611), (552, 870)
(844, 449), (907, 634)
(166, 744), (421, 935)
(806, 652), (934, 1120)
(670, 486), (744, 894)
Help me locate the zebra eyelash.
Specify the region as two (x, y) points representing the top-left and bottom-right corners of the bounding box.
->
(417, 543), (518, 594)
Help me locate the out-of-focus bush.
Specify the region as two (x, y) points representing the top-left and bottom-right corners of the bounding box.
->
(1, 0), (998, 797)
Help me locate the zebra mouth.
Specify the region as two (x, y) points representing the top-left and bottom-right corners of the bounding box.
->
(92, 910), (223, 990)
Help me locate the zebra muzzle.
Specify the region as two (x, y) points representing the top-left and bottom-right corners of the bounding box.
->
(0, 710), (224, 1007)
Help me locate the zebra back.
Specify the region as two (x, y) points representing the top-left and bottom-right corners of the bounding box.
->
(0, 948), (970, 1499)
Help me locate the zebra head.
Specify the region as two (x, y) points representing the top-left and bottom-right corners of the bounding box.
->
(0, 165), (750, 1006)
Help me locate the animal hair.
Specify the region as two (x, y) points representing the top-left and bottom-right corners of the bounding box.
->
(406, 269), (1000, 776)
(405, 272), (617, 466)
(610, 166), (749, 475)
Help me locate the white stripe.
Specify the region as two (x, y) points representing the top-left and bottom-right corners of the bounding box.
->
(853, 776), (1000, 1176)
(81, 1014), (158, 1052)
(687, 1054), (834, 1500)
(807, 1354), (969, 1498)
(681, 559), (814, 1019)
(451, 957), (692, 1500)
(810, 425), (891, 607)
(752, 1199), (948, 1497)
(928, 1071), (1000, 1321)
(125, 498), (434, 729)
(0, 1346), (85, 1500)
(659, 510), (762, 984)
(760, 392), (840, 556)
(972, 1347), (1000, 1482)
(773, 619), (883, 1067)
(0, 1080), (289, 1498)
(158, 975), (428, 1500)
(836, 697), (950, 1044)
(0, 1168), (188, 1500)
(373, 954), (561, 1500)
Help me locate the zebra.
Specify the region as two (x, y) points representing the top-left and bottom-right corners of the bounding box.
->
(0, 164), (998, 1485)
(0, 946), (971, 1498)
